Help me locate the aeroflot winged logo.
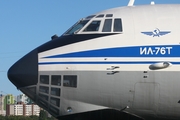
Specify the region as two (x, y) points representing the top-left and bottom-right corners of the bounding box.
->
(141, 28), (171, 37)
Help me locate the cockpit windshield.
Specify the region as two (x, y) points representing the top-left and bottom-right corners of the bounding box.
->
(63, 14), (123, 35)
(64, 20), (89, 35)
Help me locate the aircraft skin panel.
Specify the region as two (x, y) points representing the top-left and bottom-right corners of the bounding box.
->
(36, 70), (180, 119)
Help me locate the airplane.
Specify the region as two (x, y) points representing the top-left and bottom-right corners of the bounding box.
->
(7, 0), (180, 119)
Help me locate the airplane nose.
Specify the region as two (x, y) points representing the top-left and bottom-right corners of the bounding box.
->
(8, 49), (38, 89)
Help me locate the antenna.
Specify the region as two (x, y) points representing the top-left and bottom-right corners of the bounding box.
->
(128, 0), (135, 6)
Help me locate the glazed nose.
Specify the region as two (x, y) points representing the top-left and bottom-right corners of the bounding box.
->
(7, 49), (38, 89)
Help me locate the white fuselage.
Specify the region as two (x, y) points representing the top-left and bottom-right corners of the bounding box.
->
(37, 4), (180, 120)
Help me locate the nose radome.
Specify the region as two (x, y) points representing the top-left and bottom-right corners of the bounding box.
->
(8, 49), (38, 89)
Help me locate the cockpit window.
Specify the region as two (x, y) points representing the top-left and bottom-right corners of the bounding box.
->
(96, 14), (104, 18)
(106, 14), (113, 17)
(114, 18), (123, 32)
(64, 20), (89, 35)
(83, 20), (101, 32)
(102, 19), (112, 32)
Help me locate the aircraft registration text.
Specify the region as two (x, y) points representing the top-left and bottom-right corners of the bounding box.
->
(140, 47), (172, 55)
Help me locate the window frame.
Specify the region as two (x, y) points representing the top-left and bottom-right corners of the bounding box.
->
(39, 93), (48, 101)
(50, 97), (60, 107)
(50, 87), (61, 96)
(39, 86), (49, 94)
(63, 20), (90, 35)
(82, 20), (101, 32)
(40, 75), (49, 85)
(102, 19), (112, 32)
(96, 14), (104, 18)
(106, 14), (113, 17)
(113, 18), (123, 32)
(63, 75), (77, 88)
(51, 75), (61, 86)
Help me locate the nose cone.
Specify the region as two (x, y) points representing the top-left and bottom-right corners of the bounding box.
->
(8, 49), (38, 88)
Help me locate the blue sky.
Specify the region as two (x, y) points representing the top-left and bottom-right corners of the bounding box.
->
(0, 0), (180, 95)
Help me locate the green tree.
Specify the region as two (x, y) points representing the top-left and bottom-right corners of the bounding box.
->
(29, 115), (39, 120)
(0, 115), (6, 120)
(39, 110), (48, 120)
(0, 115), (40, 120)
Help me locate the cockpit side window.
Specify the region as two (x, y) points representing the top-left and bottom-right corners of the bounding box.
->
(64, 20), (89, 35)
(102, 19), (112, 32)
(83, 20), (101, 32)
(114, 19), (123, 32)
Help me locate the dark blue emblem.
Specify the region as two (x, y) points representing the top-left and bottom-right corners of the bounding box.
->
(141, 28), (171, 37)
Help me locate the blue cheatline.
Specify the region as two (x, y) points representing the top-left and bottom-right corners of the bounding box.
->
(38, 61), (180, 65)
(42, 45), (180, 58)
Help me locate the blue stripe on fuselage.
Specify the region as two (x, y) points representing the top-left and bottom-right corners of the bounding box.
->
(42, 45), (180, 58)
(38, 61), (180, 65)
